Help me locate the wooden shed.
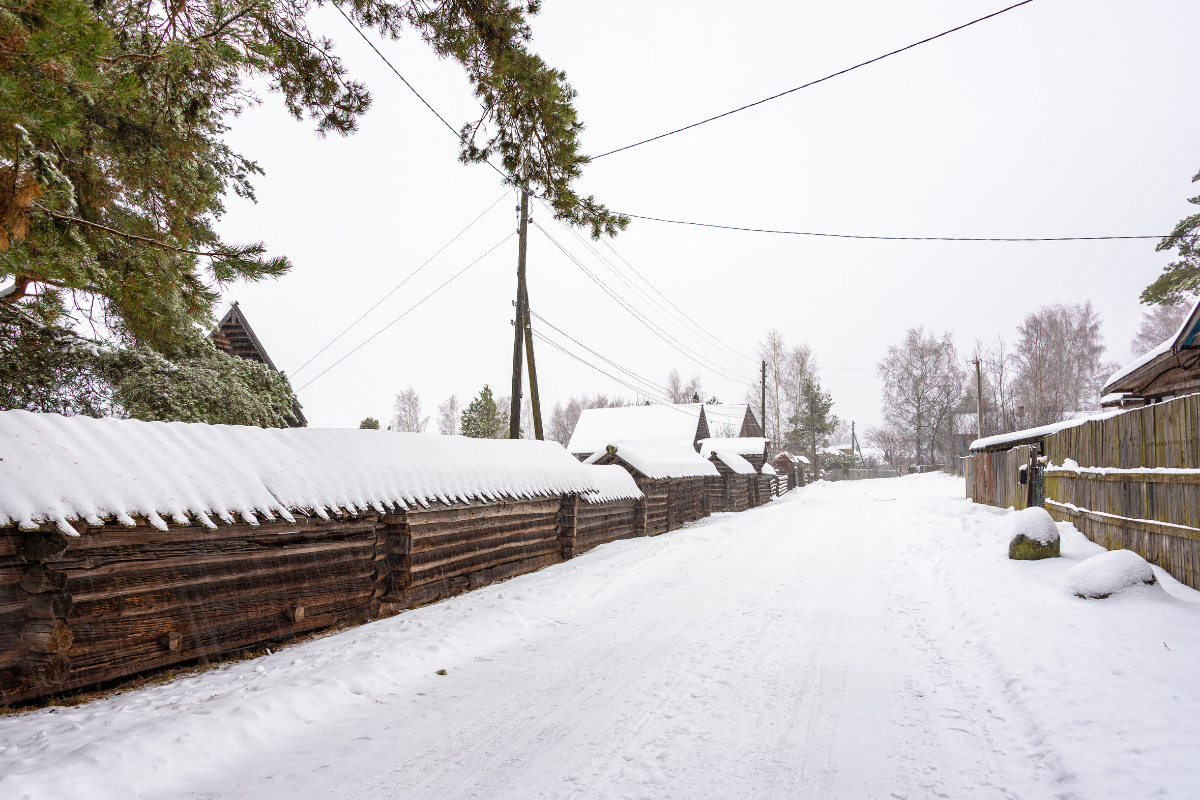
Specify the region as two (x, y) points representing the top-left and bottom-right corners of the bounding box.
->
(572, 466), (646, 557)
(567, 403), (711, 461)
(699, 437), (773, 507)
(209, 302), (307, 427)
(703, 404), (764, 438)
(702, 445), (757, 513)
(771, 451), (809, 489)
(586, 442), (717, 535)
(0, 413), (602, 705)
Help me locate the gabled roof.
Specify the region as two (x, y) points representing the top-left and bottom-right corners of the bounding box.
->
(708, 449), (756, 475)
(703, 403), (762, 437)
(211, 302), (277, 370)
(568, 403), (707, 455)
(590, 441), (719, 480)
(1103, 297), (1200, 397)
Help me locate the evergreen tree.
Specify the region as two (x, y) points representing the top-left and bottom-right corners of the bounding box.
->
(1142, 165), (1200, 305)
(0, 0), (625, 422)
(359, 417), (380, 429)
(460, 385), (505, 439)
(786, 380), (838, 469)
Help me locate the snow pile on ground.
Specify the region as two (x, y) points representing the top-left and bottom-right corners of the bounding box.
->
(1065, 549), (1160, 599)
(0, 410), (601, 534)
(587, 440), (718, 479)
(1010, 506), (1059, 545)
(580, 465), (643, 504)
(695, 437), (766, 456)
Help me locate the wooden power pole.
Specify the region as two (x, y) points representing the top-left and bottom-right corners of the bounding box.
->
(508, 187), (544, 440)
(761, 360), (767, 446)
(974, 358), (983, 443)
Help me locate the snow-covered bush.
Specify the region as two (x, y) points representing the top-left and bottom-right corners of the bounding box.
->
(1065, 550), (1158, 599)
(1007, 506), (1060, 560)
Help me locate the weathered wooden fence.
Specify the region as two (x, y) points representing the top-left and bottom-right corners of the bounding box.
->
(966, 395), (1200, 589)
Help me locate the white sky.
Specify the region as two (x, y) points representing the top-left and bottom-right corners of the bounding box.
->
(214, 0), (1200, 431)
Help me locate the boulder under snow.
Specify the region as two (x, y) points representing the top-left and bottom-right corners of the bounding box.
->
(1065, 549), (1158, 599)
(1007, 506), (1061, 560)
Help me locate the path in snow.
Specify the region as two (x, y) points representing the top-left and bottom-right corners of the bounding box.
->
(3, 474), (1200, 799)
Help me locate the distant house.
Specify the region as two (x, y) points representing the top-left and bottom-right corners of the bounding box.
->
(771, 450), (809, 488)
(209, 302), (307, 427)
(1101, 298), (1200, 408)
(568, 403), (709, 461)
(703, 403), (763, 438)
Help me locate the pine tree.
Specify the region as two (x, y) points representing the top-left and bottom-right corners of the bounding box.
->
(460, 385), (505, 439)
(787, 380), (838, 470)
(1142, 166), (1200, 305)
(359, 417), (381, 429)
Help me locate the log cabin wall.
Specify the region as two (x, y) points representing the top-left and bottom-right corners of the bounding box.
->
(633, 479), (671, 536)
(574, 497), (641, 556)
(752, 475), (773, 507)
(1, 514), (381, 707)
(706, 459), (753, 513)
(667, 478), (710, 527)
(379, 498), (564, 611)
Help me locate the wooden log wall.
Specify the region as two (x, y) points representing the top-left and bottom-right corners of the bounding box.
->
(753, 475), (773, 507)
(378, 498), (563, 611)
(574, 497), (640, 556)
(1, 515), (380, 708)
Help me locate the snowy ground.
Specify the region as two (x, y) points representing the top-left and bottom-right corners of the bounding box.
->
(4, 474), (1200, 800)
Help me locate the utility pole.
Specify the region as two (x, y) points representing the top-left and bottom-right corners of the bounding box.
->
(761, 360), (767, 447)
(974, 358), (983, 443)
(509, 188), (530, 439)
(520, 279), (544, 440)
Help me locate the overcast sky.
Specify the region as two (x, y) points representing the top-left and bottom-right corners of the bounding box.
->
(214, 0), (1199, 432)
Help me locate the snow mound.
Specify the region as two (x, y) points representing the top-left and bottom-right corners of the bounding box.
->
(1065, 550), (1158, 599)
(1010, 507), (1059, 546)
(0, 410), (601, 534)
(581, 465), (643, 504)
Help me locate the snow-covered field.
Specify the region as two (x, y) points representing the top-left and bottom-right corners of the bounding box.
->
(3, 474), (1200, 799)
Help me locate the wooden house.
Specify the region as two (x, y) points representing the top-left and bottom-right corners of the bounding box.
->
(698, 436), (773, 506)
(771, 451), (809, 488)
(1100, 298), (1200, 407)
(209, 302), (307, 427)
(567, 403), (710, 460)
(702, 445), (757, 512)
(586, 441), (716, 534)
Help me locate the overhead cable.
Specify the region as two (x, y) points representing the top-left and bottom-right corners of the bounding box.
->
(532, 221), (756, 383)
(591, 0), (1036, 159)
(617, 213), (1169, 242)
(296, 232), (514, 391)
(536, 197), (757, 371)
(291, 191), (509, 377)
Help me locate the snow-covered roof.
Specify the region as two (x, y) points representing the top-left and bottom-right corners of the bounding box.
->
(1103, 297), (1200, 394)
(703, 404), (751, 436)
(600, 441), (719, 480)
(772, 450), (810, 465)
(0, 411), (601, 535)
(761, 463), (777, 475)
(710, 449), (757, 475)
(567, 404), (705, 455)
(969, 408), (1126, 452)
(580, 465), (644, 504)
(696, 437), (767, 457)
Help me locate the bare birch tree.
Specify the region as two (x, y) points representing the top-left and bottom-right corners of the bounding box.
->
(877, 328), (965, 465)
(436, 395), (461, 435)
(1011, 302), (1114, 425)
(391, 387), (429, 433)
(666, 369), (702, 403)
(1131, 303), (1188, 356)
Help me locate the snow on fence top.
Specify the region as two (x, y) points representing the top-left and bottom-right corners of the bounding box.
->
(587, 440), (719, 480)
(580, 465), (644, 504)
(0, 411), (601, 534)
(969, 408), (1126, 453)
(696, 437), (766, 457)
(567, 404), (704, 455)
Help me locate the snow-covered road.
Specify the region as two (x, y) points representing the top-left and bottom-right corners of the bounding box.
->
(4, 474), (1200, 799)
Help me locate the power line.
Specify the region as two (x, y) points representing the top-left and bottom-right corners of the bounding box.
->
(532, 220), (756, 383)
(291, 191), (509, 377)
(528, 309), (674, 401)
(617, 213), (1169, 242)
(591, 0), (1036, 159)
(296, 232), (514, 391)
(531, 330), (702, 416)
(334, 5), (511, 184)
(537, 197), (757, 371)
